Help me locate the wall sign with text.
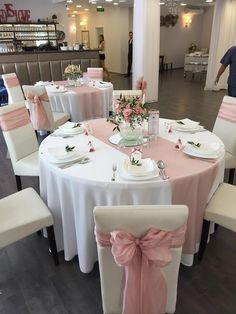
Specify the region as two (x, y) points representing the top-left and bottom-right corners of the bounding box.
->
(0, 3), (31, 23)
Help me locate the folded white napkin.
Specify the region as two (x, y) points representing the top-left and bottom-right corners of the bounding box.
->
(47, 85), (67, 93)
(47, 146), (77, 161)
(123, 158), (157, 177)
(186, 142), (222, 156)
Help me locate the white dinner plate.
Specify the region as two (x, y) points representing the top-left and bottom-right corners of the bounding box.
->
(59, 122), (85, 134)
(119, 167), (160, 181)
(123, 158), (157, 177)
(183, 142), (224, 159)
(46, 150), (87, 164)
(47, 85), (67, 93)
(47, 146), (77, 161)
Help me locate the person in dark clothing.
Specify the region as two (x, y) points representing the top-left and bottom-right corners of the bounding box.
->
(215, 46), (236, 97)
(125, 31), (133, 77)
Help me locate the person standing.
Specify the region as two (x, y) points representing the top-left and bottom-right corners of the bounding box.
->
(125, 31), (133, 77)
(98, 34), (110, 80)
(215, 46), (236, 96)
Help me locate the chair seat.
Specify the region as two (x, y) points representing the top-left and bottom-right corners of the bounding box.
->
(205, 183), (236, 232)
(225, 151), (236, 169)
(53, 111), (70, 129)
(0, 187), (53, 249)
(14, 151), (38, 176)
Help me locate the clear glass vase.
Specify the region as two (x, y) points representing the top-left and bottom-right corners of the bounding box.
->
(119, 122), (144, 143)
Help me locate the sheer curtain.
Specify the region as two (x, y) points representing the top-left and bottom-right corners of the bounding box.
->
(133, 0), (160, 102)
(205, 0), (236, 91)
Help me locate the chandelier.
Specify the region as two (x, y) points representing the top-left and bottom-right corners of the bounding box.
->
(165, 0), (179, 15)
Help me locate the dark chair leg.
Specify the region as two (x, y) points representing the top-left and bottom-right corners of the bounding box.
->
(228, 168), (235, 184)
(37, 230), (42, 236)
(46, 225), (59, 266)
(198, 220), (210, 261)
(15, 175), (22, 191)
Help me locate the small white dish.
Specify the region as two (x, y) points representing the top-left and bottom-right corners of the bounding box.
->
(183, 142), (224, 159)
(47, 146), (77, 161)
(59, 122), (85, 134)
(119, 167), (159, 181)
(46, 148), (86, 164)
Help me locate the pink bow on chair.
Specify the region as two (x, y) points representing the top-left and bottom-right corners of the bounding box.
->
(26, 92), (51, 130)
(136, 76), (147, 92)
(4, 76), (20, 88)
(95, 225), (186, 314)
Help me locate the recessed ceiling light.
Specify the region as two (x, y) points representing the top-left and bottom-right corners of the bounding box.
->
(106, 0), (113, 2)
(114, 2), (119, 5)
(73, 10), (77, 13)
(76, 5), (82, 8)
(91, 1), (97, 4)
(97, 5), (103, 8)
(180, 3), (187, 6)
(71, 14), (75, 17)
(84, 8), (89, 11)
(160, 2), (165, 4)
(67, 0), (73, 3)
(206, 0), (213, 2)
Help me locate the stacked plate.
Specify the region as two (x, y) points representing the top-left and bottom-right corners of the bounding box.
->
(119, 158), (159, 181)
(183, 142), (224, 159)
(35, 81), (52, 86)
(58, 121), (85, 135)
(46, 146), (86, 164)
(172, 118), (204, 133)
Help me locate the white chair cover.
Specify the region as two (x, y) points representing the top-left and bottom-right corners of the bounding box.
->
(2, 73), (25, 104)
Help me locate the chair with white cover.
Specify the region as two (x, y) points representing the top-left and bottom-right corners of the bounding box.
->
(2, 72), (25, 104)
(0, 102), (38, 191)
(198, 182), (236, 260)
(22, 85), (70, 132)
(87, 67), (103, 81)
(0, 187), (59, 265)
(94, 205), (188, 314)
(213, 95), (236, 184)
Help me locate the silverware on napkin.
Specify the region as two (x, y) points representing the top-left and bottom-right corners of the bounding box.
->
(59, 157), (90, 169)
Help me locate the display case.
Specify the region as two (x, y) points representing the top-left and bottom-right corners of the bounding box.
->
(0, 22), (58, 52)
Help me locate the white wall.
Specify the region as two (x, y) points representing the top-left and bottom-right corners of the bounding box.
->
(2, 0), (68, 37)
(71, 7), (130, 73)
(160, 7), (214, 68)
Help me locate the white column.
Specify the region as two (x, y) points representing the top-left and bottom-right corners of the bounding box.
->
(205, 0), (236, 91)
(133, 0), (160, 102)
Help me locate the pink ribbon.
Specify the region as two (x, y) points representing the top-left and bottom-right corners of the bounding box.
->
(4, 76), (20, 88)
(131, 148), (142, 154)
(136, 76), (147, 91)
(0, 106), (31, 131)
(218, 102), (236, 123)
(26, 92), (51, 130)
(95, 225), (186, 314)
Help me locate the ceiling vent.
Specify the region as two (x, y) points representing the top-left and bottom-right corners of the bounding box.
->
(184, 6), (205, 15)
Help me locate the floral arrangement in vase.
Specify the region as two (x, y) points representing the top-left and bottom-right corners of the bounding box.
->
(64, 64), (83, 81)
(114, 95), (146, 129)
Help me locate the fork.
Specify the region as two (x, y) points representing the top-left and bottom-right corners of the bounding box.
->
(111, 163), (117, 181)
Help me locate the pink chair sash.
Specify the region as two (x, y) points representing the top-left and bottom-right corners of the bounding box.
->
(4, 76), (20, 88)
(26, 92), (51, 130)
(136, 76), (147, 103)
(95, 225), (187, 314)
(0, 106), (31, 131)
(218, 102), (236, 123)
(87, 69), (103, 80)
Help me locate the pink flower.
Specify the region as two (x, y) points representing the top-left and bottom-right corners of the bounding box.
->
(123, 108), (132, 121)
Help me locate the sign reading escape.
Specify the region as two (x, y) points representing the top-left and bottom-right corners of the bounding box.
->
(0, 3), (31, 23)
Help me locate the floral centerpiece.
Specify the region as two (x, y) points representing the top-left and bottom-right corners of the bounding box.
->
(64, 64), (83, 81)
(113, 95), (146, 142)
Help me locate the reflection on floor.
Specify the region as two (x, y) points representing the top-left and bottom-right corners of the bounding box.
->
(0, 70), (235, 314)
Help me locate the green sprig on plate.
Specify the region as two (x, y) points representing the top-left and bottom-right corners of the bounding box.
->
(65, 145), (75, 152)
(130, 157), (142, 166)
(187, 141), (201, 148)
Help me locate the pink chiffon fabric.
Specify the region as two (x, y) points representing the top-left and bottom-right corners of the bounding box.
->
(218, 102), (236, 123)
(4, 76), (20, 88)
(88, 119), (220, 254)
(95, 225), (186, 314)
(0, 107), (31, 131)
(26, 92), (51, 130)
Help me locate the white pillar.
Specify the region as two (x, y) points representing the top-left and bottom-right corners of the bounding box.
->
(133, 0), (160, 102)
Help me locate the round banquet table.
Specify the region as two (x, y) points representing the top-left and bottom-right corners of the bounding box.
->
(39, 118), (225, 273)
(46, 81), (113, 122)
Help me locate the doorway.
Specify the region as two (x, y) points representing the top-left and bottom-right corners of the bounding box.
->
(95, 27), (104, 47)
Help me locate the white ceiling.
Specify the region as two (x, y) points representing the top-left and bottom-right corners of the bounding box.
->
(66, 0), (215, 15)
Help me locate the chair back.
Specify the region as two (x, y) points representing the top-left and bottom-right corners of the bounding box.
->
(2, 73), (25, 104)
(87, 67), (103, 80)
(0, 103), (38, 172)
(213, 95), (236, 157)
(94, 205), (188, 314)
(22, 85), (55, 131)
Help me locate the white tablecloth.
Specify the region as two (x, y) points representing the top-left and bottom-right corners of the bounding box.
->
(46, 82), (113, 122)
(39, 119), (224, 273)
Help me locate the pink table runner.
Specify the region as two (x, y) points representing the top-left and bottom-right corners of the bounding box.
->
(88, 119), (220, 254)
